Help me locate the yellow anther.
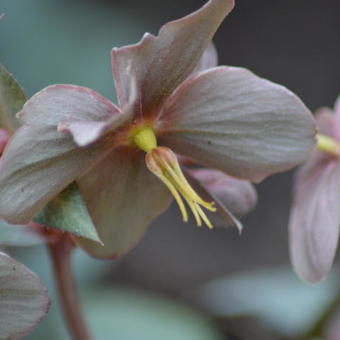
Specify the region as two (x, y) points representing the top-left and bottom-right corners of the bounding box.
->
(132, 127), (157, 152)
(145, 146), (216, 228)
(316, 134), (340, 157)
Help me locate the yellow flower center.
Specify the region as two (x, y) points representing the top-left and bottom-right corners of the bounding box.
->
(132, 127), (216, 228)
(132, 126), (157, 152)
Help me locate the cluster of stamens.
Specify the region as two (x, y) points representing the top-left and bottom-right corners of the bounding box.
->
(146, 147), (216, 228)
(132, 127), (216, 228)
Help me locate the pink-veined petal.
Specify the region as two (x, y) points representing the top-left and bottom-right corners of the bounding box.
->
(58, 120), (112, 147)
(0, 84), (125, 224)
(315, 107), (340, 146)
(0, 125), (111, 224)
(314, 109), (335, 136)
(75, 148), (172, 259)
(18, 84), (120, 127)
(0, 252), (50, 339)
(18, 84), (124, 147)
(188, 168), (257, 217)
(111, 0), (234, 113)
(159, 66), (316, 182)
(184, 168), (243, 232)
(193, 42), (218, 73)
(58, 76), (138, 146)
(289, 152), (340, 283)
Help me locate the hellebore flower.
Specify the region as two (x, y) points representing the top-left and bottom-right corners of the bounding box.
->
(0, 0), (315, 258)
(0, 64), (45, 246)
(289, 96), (340, 283)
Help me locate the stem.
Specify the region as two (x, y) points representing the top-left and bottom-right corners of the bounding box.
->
(48, 235), (91, 340)
(297, 291), (340, 340)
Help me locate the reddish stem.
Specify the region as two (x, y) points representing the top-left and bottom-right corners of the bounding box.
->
(48, 235), (91, 340)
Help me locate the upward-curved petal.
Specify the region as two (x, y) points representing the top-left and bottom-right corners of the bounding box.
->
(18, 84), (125, 146)
(111, 0), (234, 113)
(159, 66), (316, 182)
(18, 84), (120, 127)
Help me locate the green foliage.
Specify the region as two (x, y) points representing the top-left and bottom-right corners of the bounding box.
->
(0, 63), (25, 131)
(35, 183), (101, 243)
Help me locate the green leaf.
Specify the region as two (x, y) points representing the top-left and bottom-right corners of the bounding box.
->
(192, 266), (340, 337)
(0, 252), (50, 339)
(34, 182), (102, 243)
(0, 220), (45, 246)
(85, 286), (224, 340)
(0, 63), (25, 132)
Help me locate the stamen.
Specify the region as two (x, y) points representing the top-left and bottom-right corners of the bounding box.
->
(157, 173), (188, 222)
(316, 133), (340, 157)
(145, 146), (216, 228)
(187, 200), (202, 226)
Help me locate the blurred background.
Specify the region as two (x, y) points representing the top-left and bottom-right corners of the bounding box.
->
(1, 0), (340, 339)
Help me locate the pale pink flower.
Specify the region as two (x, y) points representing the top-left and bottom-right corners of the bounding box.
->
(0, 0), (315, 258)
(289, 96), (340, 283)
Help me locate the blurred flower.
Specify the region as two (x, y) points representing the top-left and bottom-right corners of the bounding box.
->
(325, 304), (340, 340)
(0, 64), (58, 246)
(0, 251), (50, 339)
(0, 0), (315, 258)
(289, 96), (340, 283)
(0, 64), (50, 338)
(186, 168), (257, 230)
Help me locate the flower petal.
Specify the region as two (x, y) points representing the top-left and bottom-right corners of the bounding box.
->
(0, 128), (10, 153)
(111, 0), (234, 112)
(188, 168), (257, 217)
(57, 80), (138, 146)
(334, 93), (340, 115)
(315, 104), (340, 141)
(75, 148), (172, 258)
(289, 153), (340, 283)
(18, 84), (120, 127)
(193, 42), (218, 73)
(17, 84), (125, 147)
(58, 120), (110, 147)
(0, 125), (110, 224)
(314, 109), (335, 136)
(185, 168), (243, 231)
(0, 252), (50, 339)
(159, 66), (316, 182)
(0, 63), (25, 132)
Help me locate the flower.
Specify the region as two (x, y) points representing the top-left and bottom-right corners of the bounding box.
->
(289, 96), (340, 283)
(0, 0), (315, 258)
(0, 63), (56, 247)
